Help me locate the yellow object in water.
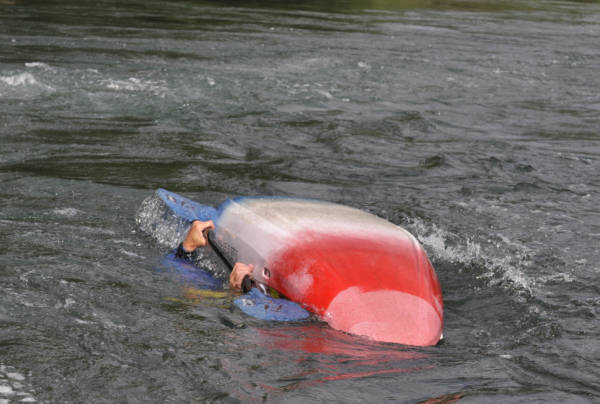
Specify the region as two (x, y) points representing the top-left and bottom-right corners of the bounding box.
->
(183, 287), (228, 300)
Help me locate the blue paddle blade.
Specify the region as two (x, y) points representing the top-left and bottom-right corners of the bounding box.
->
(157, 188), (218, 223)
(161, 253), (223, 290)
(234, 288), (310, 321)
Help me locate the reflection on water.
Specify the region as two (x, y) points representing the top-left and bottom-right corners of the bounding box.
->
(162, 256), (434, 400)
(252, 325), (428, 389)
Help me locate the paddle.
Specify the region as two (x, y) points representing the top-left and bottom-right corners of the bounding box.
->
(205, 227), (309, 321)
(205, 229), (253, 293)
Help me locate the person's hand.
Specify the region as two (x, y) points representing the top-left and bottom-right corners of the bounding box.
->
(230, 263), (254, 291)
(182, 220), (214, 251)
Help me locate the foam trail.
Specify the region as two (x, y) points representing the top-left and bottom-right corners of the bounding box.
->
(0, 364), (36, 403)
(0, 71), (55, 97)
(1, 73), (38, 86)
(408, 218), (536, 295)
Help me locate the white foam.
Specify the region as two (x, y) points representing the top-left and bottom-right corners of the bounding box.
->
(408, 217), (536, 294)
(64, 298), (76, 308)
(6, 373), (24, 382)
(25, 62), (52, 70)
(409, 218), (482, 264)
(0, 73), (37, 86)
(105, 77), (136, 90)
(53, 207), (81, 217)
(120, 249), (143, 258)
(112, 239), (138, 246)
(540, 272), (574, 284)
(314, 89), (333, 99)
(103, 77), (166, 95)
(0, 69), (55, 96)
(75, 318), (94, 325)
(0, 365), (35, 402)
(357, 61), (370, 69)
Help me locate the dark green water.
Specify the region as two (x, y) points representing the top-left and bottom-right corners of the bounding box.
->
(1, 0), (599, 402)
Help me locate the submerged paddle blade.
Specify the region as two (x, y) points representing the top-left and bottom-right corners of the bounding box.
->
(234, 289), (310, 322)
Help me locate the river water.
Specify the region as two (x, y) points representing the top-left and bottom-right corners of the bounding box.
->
(1, 0), (599, 402)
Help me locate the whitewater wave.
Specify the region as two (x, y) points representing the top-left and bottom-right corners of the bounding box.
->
(407, 217), (538, 295)
(25, 62), (54, 70)
(0, 72), (38, 86)
(0, 364), (36, 403)
(0, 72), (55, 97)
(102, 77), (168, 97)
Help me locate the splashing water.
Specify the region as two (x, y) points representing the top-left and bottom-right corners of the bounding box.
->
(135, 193), (191, 249)
(408, 217), (536, 296)
(0, 364), (36, 403)
(135, 192), (229, 280)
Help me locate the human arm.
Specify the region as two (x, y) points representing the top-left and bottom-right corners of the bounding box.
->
(179, 220), (253, 292)
(229, 262), (254, 291)
(182, 220), (214, 251)
(174, 220), (215, 261)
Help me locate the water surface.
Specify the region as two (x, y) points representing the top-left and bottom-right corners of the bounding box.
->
(1, 0), (599, 402)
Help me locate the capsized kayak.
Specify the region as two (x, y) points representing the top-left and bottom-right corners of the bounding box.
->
(158, 189), (443, 346)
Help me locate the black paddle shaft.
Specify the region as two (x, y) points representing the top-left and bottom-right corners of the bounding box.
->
(206, 229), (253, 293)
